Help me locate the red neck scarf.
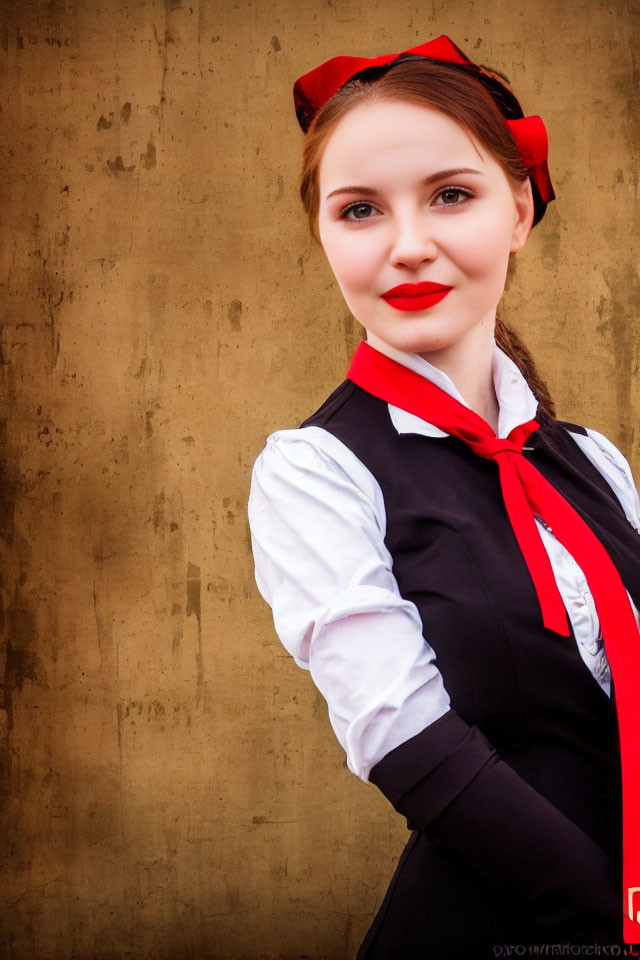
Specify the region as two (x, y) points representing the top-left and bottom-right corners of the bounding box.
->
(347, 339), (640, 943)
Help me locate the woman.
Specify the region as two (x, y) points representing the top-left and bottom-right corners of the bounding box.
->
(248, 36), (640, 958)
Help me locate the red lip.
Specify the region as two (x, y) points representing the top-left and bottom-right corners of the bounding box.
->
(381, 281), (452, 298)
(382, 289), (452, 312)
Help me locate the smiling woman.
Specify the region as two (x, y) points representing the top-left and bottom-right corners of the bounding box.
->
(247, 35), (640, 959)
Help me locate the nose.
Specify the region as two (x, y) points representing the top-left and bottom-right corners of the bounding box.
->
(389, 208), (438, 269)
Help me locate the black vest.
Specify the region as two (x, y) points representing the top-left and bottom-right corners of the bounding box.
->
(300, 379), (640, 864)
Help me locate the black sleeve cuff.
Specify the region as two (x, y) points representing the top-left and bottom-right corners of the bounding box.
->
(369, 708), (495, 820)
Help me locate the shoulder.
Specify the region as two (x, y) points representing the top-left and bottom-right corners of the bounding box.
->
(299, 379), (358, 429)
(556, 420), (640, 531)
(300, 378), (393, 438)
(248, 424), (386, 527)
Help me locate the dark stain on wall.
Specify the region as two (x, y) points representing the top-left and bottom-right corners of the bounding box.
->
(141, 138), (156, 170)
(228, 299), (242, 331)
(107, 155), (136, 175)
(186, 562), (204, 704)
(4, 584), (47, 705)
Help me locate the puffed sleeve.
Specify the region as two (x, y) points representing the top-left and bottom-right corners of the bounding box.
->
(247, 424), (451, 781)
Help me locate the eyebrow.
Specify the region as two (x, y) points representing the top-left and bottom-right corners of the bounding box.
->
(325, 167), (486, 200)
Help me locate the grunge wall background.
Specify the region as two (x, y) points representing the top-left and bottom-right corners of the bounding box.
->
(0, 0), (638, 957)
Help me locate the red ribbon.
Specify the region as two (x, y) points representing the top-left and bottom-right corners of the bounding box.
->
(347, 339), (640, 942)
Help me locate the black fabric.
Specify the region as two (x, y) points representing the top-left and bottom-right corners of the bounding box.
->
(369, 708), (495, 815)
(299, 378), (640, 956)
(423, 751), (619, 930)
(355, 830), (625, 960)
(365, 709), (623, 956)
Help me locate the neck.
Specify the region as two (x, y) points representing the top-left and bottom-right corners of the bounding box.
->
(417, 322), (499, 432)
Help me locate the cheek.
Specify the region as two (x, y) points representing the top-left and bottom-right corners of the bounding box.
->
(322, 232), (379, 292)
(455, 216), (514, 279)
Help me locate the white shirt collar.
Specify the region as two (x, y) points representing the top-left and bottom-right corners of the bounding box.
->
(364, 330), (539, 440)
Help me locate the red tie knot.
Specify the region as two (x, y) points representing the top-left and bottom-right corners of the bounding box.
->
(470, 436), (522, 460)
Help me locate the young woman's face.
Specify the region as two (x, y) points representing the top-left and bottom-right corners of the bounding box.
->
(317, 100), (534, 359)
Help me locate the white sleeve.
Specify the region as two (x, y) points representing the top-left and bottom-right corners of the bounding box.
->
(566, 426), (640, 533)
(247, 425), (451, 782)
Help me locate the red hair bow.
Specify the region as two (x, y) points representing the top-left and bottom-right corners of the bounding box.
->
(293, 35), (555, 210)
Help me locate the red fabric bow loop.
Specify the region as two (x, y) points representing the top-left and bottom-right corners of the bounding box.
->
(506, 117), (556, 204)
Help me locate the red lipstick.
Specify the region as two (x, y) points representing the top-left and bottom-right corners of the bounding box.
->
(381, 281), (453, 312)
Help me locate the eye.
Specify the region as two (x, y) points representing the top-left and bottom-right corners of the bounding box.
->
(337, 201), (379, 223)
(433, 186), (473, 207)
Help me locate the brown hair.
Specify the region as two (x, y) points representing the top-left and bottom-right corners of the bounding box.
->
(298, 57), (557, 423)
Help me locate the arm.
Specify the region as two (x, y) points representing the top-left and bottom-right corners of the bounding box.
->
(248, 425), (451, 779)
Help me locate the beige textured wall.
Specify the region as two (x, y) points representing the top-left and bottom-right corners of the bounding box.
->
(0, 0), (638, 957)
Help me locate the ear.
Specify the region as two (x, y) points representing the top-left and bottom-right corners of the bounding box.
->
(510, 178), (535, 253)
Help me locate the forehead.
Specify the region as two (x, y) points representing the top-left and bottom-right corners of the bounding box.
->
(318, 100), (491, 188)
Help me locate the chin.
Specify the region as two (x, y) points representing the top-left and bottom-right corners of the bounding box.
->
(376, 328), (457, 355)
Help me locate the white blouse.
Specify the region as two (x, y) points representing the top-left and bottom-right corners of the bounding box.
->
(248, 335), (640, 783)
